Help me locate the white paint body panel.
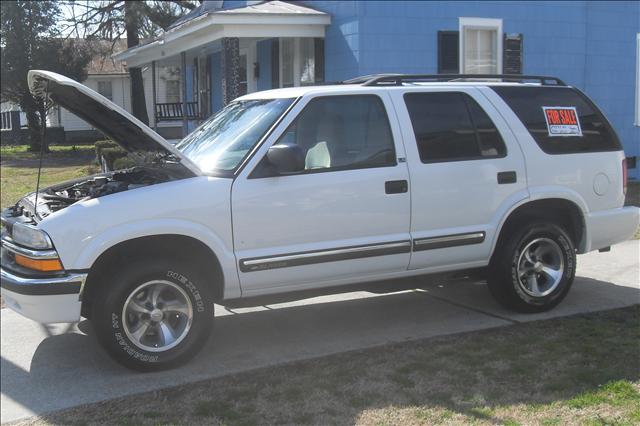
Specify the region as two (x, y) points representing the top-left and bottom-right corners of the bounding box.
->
(231, 91), (412, 293)
(6, 79), (639, 326)
(389, 87), (528, 269)
(38, 177), (242, 299)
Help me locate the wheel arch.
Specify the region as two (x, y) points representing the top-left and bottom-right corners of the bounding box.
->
(81, 234), (225, 319)
(492, 197), (587, 258)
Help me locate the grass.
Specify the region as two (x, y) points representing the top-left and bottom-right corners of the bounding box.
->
(0, 144), (98, 208)
(15, 306), (640, 426)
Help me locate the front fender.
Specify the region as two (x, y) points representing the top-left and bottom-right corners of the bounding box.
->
(38, 176), (242, 299)
(65, 218), (240, 298)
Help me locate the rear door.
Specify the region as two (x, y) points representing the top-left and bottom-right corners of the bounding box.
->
(231, 91), (412, 294)
(390, 87), (528, 270)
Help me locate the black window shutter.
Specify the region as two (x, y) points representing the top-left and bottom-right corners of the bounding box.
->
(438, 31), (459, 74)
(503, 33), (523, 74)
(271, 38), (280, 89)
(314, 38), (325, 83)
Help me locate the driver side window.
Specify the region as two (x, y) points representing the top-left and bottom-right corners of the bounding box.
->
(272, 95), (396, 174)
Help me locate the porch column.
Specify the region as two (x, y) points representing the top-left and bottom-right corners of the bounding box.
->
(221, 37), (240, 105)
(181, 51), (188, 136)
(151, 60), (157, 131)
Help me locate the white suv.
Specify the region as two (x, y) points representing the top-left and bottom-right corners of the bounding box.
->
(1, 71), (638, 370)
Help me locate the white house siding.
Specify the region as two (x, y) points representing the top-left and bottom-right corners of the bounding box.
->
(45, 68), (181, 137)
(55, 74), (131, 132)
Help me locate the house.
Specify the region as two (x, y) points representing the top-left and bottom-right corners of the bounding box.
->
(112, 0), (640, 178)
(2, 40), (147, 144)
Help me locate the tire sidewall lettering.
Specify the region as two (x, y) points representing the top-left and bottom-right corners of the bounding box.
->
(167, 270), (205, 313)
(108, 269), (207, 364)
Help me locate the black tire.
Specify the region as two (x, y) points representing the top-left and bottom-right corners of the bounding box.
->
(488, 222), (576, 313)
(92, 259), (214, 371)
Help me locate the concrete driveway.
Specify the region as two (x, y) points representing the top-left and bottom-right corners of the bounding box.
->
(2, 240), (638, 423)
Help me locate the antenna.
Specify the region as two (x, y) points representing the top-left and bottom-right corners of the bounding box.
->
(32, 80), (49, 219)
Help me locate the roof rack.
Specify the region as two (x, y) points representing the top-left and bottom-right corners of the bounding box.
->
(341, 74), (567, 87)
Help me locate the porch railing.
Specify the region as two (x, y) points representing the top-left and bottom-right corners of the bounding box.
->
(155, 102), (200, 122)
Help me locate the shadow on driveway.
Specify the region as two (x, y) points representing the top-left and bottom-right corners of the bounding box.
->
(2, 272), (639, 423)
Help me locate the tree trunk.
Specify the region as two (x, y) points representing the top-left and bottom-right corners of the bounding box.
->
(22, 94), (49, 153)
(124, 1), (149, 125)
(25, 107), (42, 152)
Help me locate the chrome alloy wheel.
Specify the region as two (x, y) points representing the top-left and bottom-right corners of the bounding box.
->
(122, 280), (193, 352)
(516, 238), (565, 298)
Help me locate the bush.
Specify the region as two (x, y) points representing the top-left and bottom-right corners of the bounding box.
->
(94, 139), (119, 161)
(99, 147), (128, 171)
(95, 140), (132, 171)
(112, 156), (137, 170)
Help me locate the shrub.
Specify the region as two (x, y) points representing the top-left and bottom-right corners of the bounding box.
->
(112, 156), (137, 170)
(94, 140), (120, 162)
(99, 147), (128, 171)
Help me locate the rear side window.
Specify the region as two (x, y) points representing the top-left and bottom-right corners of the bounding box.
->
(404, 92), (506, 163)
(492, 86), (621, 154)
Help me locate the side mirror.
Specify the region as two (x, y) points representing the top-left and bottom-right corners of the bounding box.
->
(266, 143), (305, 174)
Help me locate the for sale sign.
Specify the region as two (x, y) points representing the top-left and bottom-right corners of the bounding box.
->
(542, 106), (582, 137)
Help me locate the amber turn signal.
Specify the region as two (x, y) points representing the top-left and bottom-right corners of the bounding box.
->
(14, 254), (63, 272)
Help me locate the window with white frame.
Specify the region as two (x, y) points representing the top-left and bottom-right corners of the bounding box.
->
(459, 18), (503, 74)
(97, 80), (113, 101)
(279, 38), (316, 88)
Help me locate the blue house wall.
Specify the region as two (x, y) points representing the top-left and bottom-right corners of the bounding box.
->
(300, 1), (640, 178)
(218, 1), (639, 177)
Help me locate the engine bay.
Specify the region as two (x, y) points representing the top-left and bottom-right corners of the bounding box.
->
(10, 165), (190, 220)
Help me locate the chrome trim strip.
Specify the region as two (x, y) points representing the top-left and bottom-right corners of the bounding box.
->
(240, 241), (411, 272)
(413, 231), (486, 251)
(1, 237), (59, 260)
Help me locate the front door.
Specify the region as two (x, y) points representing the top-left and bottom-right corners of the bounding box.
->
(232, 92), (411, 294)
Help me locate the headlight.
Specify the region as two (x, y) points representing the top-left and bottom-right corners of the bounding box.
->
(12, 222), (53, 249)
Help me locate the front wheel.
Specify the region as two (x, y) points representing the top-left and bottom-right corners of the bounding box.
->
(92, 260), (214, 371)
(488, 222), (576, 313)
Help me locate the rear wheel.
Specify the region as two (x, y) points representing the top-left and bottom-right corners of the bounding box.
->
(488, 222), (576, 313)
(92, 259), (214, 371)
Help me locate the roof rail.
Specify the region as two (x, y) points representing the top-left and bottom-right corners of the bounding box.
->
(342, 74), (567, 87)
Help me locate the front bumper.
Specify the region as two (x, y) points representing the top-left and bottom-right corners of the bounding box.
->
(0, 268), (85, 323)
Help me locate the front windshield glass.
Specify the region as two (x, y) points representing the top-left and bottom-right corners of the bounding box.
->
(175, 98), (294, 173)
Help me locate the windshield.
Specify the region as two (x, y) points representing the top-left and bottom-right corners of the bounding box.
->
(175, 98), (294, 174)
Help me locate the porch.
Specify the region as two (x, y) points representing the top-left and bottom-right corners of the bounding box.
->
(114, 1), (330, 138)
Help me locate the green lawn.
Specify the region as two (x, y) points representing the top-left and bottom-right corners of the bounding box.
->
(17, 306), (640, 426)
(0, 144), (98, 209)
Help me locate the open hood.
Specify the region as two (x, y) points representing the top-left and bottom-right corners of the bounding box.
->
(28, 70), (201, 175)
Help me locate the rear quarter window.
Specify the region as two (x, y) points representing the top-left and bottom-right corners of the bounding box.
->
(491, 86), (622, 154)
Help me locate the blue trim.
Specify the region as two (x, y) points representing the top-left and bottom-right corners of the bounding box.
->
(257, 39), (272, 91)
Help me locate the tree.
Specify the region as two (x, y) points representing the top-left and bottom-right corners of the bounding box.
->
(1, 1), (93, 151)
(63, 1), (198, 126)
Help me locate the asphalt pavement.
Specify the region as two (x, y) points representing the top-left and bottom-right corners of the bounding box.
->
(1, 239), (638, 423)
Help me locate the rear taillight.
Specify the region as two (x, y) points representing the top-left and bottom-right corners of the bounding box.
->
(622, 158), (628, 195)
